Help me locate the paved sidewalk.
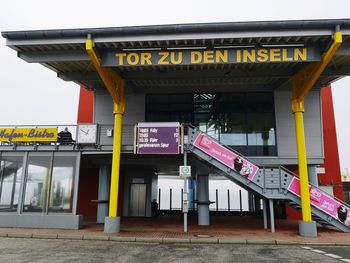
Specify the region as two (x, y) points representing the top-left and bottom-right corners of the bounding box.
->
(0, 215), (349, 245)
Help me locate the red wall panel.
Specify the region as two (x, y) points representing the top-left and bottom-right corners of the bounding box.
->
(319, 86), (343, 200)
(77, 86), (94, 123)
(77, 167), (99, 217)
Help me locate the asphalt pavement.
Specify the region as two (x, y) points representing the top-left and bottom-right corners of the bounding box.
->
(0, 237), (345, 263)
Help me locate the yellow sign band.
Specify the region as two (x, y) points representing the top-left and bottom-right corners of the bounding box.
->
(0, 128), (58, 142)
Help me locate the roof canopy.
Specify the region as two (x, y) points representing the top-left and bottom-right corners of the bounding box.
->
(2, 19), (350, 94)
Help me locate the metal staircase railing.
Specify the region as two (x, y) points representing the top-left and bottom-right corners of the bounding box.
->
(185, 124), (350, 232)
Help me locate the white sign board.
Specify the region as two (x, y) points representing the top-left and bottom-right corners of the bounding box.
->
(179, 165), (191, 178)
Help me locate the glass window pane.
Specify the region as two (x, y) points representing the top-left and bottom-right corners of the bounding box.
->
(23, 155), (51, 213)
(146, 92), (276, 156)
(0, 155), (23, 212)
(246, 93), (274, 113)
(49, 155), (76, 213)
(147, 95), (168, 104)
(247, 113), (276, 146)
(218, 113), (247, 146)
(168, 94), (192, 103)
(218, 93), (245, 112)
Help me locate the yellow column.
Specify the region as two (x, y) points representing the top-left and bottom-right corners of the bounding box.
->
(292, 99), (312, 222)
(108, 102), (124, 217)
(86, 38), (126, 231)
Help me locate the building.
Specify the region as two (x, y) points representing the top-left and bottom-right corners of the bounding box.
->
(1, 19), (350, 237)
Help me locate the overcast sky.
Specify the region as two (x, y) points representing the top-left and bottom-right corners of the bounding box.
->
(0, 0), (349, 170)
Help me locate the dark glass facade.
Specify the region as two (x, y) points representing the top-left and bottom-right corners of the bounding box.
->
(146, 92), (277, 156)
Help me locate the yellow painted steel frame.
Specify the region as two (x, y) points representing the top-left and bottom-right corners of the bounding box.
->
(86, 39), (125, 218)
(291, 31), (342, 222)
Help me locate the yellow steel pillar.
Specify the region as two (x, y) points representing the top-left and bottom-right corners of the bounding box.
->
(108, 83), (125, 218)
(86, 37), (125, 233)
(291, 30), (342, 237)
(291, 98), (312, 222)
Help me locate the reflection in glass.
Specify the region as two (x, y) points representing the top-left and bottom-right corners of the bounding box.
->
(0, 155), (23, 211)
(23, 155), (51, 213)
(49, 155), (76, 213)
(146, 92), (277, 156)
(247, 113), (276, 146)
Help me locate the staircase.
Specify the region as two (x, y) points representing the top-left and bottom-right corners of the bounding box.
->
(187, 127), (350, 232)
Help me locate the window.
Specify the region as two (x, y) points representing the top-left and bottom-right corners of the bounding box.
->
(48, 154), (76, 213)
(22, 152), (77, 213)
(0, 154), (23, 212)
(23, 154), (51, 213)
(146, 92), (277, 156)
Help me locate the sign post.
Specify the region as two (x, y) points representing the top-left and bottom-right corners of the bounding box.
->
(182, 150), (189, 232)
(135, 122), (189, 231)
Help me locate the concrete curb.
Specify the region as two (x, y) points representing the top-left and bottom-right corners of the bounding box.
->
(109, 236), (136, 242)
(1, 232), (350, 246)
(219, 239), (247, 244)
(83, 235), (109, 241)
(247, 240), (277, 245)
(57, 234), (83, 240)
(7, 233), (33, 238)
(163, 238), (190, 243)
(275, 240), (298, 245)
(32, 234), (58, 239)
(190, 238), (219, 244)
(135, 237), (162, 243)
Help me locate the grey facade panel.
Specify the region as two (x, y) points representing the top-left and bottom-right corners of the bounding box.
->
(94, 93), (145, 145)
(274, 89), (323, 160)
(0, 214), (83, 229)
(94, 93), (114, 124)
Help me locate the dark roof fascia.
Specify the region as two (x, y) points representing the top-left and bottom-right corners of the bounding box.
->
(2, 19), (350, 40)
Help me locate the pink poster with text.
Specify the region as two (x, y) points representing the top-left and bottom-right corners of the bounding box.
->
(193, 133), (259, 181)
(288, 177), (350, 226)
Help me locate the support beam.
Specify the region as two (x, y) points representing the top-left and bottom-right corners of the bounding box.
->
(292, 31), (342, 101)
(86, 38), (125, 233)
(97, 165), (111, 223)
(86, 38), (123, 103)
(263, 198), (268, 229)
(197, 174), (210, 226)
(291, 30), (342, 237)
(269, 199), (275, 233)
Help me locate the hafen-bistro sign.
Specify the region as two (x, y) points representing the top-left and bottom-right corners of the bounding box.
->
(0, 128), (58, 142)
(101, 47), (320, 67)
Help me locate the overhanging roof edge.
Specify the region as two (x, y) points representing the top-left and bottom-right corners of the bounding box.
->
(2, 19), (350, 41)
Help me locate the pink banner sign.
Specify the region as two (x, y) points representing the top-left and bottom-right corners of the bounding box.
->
(288, 177), (350, 226)
(193, 133), (259, 180)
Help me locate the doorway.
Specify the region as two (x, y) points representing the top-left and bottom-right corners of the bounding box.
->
(129, 183), (146, 217)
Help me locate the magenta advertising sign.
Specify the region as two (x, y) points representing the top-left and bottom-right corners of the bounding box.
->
(288, 177), (350, 226)
(136, 122), (180, 154)
(193, 133), (259, 180)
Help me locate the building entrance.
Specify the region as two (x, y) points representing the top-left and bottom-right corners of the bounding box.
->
(129, 183), (147, 217)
